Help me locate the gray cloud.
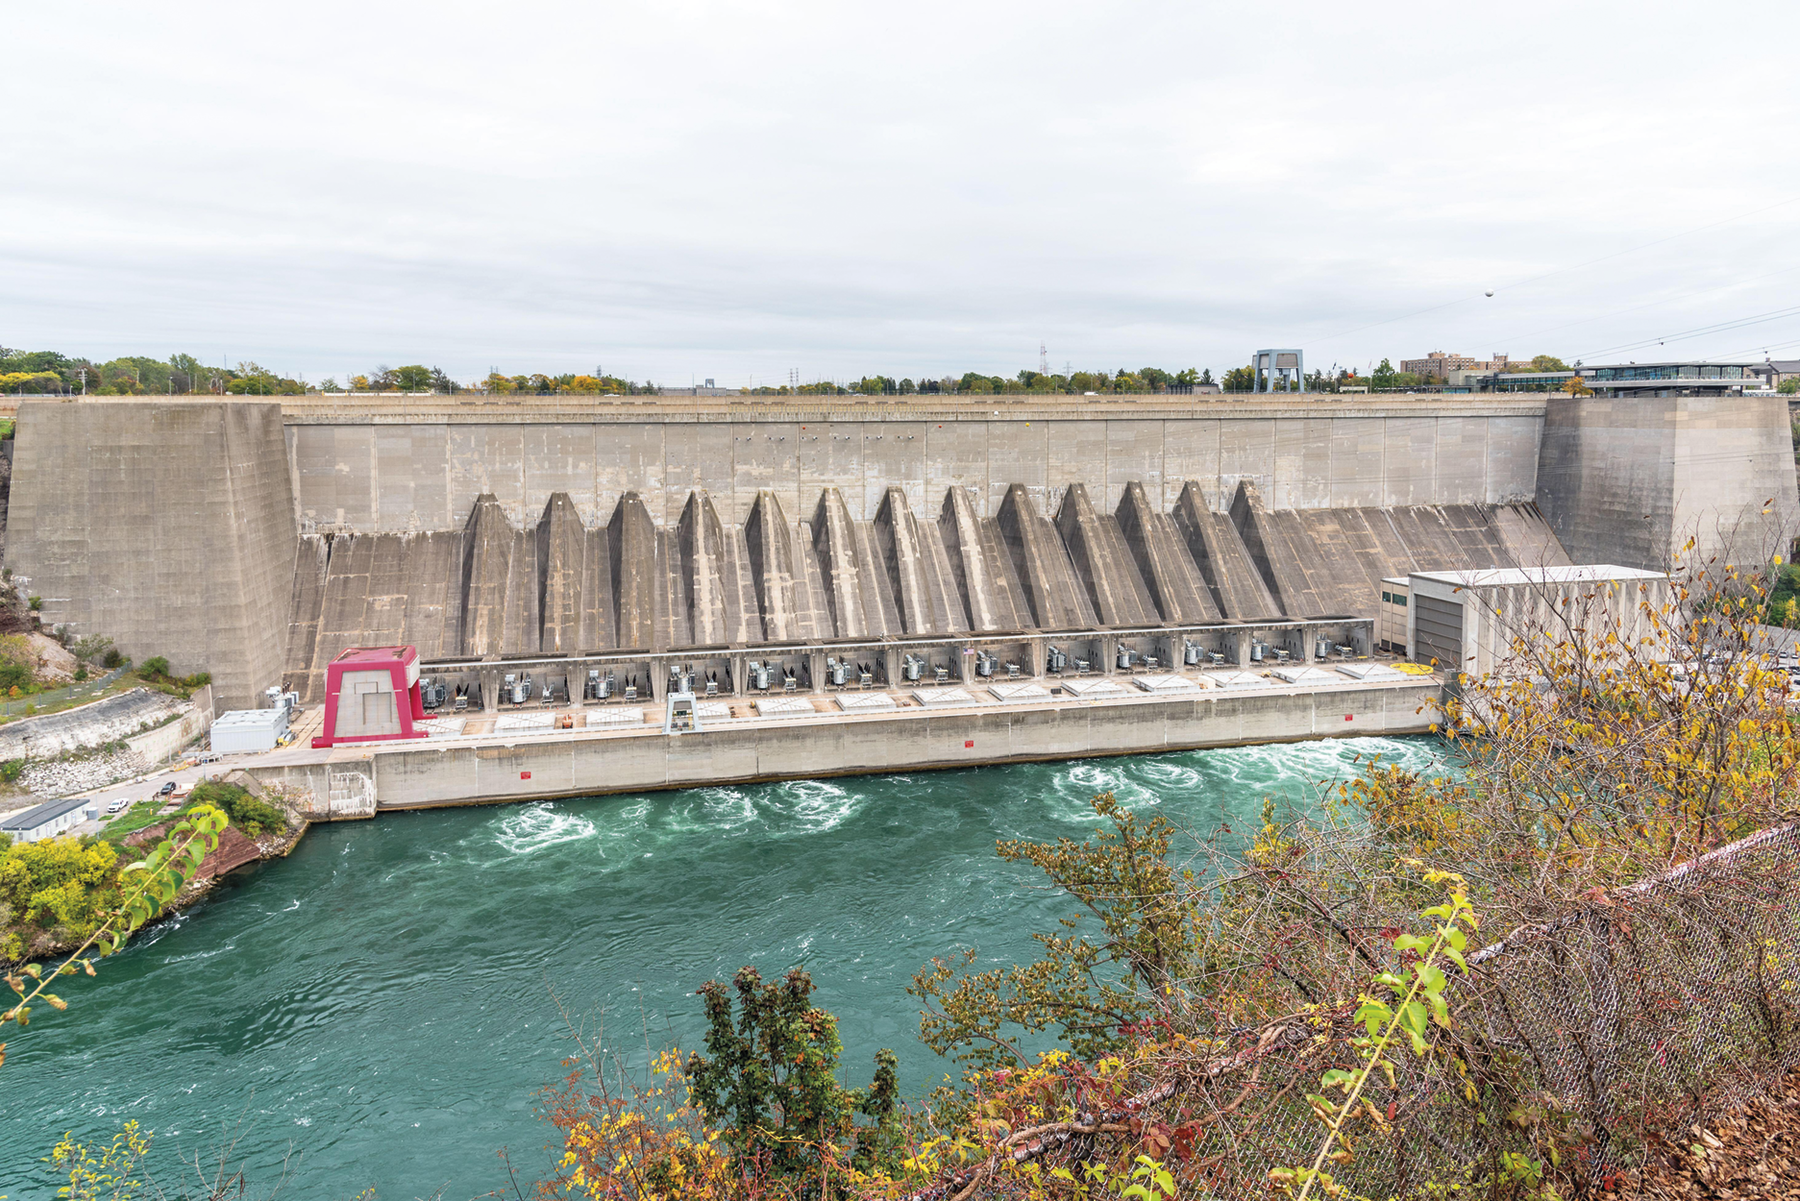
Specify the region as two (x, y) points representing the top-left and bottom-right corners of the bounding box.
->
(3, 0), (1797, 384)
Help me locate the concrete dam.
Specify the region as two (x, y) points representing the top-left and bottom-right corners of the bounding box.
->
(9, 392), (1797, 722)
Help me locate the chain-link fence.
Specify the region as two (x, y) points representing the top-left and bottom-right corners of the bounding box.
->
(0, 664), (128, 720)
(1192, 824), (1797, 1197)
(920, 823), (1800, 1200)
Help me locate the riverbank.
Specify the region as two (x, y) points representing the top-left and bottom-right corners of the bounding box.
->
(0, 776), (309, 966)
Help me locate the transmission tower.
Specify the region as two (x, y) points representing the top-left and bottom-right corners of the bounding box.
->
(1039, 343), (1048, 375)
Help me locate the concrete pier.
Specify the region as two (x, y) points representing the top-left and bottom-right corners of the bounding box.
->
(246, 666), (1443, 815)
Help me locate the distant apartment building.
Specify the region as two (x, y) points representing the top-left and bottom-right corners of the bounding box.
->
(1401, 351), (1513, 381)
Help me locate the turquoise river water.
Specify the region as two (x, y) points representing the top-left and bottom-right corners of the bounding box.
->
(2, 736), (1449, 1198)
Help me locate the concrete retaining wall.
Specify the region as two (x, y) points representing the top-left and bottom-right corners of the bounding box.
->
(125, 685), (215, 766)
(0, 687), (190, 760)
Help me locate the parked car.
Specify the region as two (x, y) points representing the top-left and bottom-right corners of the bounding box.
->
(106, 798), (127, 814)
(158, 781), (177, 795)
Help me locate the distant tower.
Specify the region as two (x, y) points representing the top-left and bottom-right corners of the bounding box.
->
(1039, 343), (1049, 374)
(1253, 349), (1305, 393)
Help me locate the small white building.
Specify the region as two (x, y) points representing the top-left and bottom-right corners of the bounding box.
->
(210, 707), (290, 754)
(1407, 565), (1670, 680)
(1, 794), (92, 843)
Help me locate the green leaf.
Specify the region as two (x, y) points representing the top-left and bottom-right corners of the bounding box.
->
(1442, 946), (1468, 973)
(1356, 1001), (1392, 1038)
(1402, 1001), (1428, 1036)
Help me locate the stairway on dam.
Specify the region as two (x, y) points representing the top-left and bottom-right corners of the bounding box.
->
(284, 481), (1566, 703)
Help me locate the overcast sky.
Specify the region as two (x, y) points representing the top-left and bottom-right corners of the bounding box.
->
(4, 1), (1798, 386)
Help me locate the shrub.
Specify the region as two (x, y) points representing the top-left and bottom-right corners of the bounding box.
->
(183, 672), (211, 689)
(0, 759), (24, 783)
(102, 648), (123, 670)
(27, 596), (41, 612)
(0, 663), (30, 692)
(187, 780), (287, 834)
(138, 656), (169, 678)
(74, 667), (87, 682)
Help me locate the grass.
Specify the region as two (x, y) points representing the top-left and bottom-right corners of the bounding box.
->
(0, 674), (139, 727)
(99, 797), (173, 846)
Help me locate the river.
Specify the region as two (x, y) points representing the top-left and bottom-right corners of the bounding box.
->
(1, 736), (1448, 1198)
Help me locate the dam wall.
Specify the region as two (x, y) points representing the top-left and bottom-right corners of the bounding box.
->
(281, 397), (1551, 532)
(1535, 394), (1800, 570)
(6, 400), (295, 711)
(12, 392), (1793, 719)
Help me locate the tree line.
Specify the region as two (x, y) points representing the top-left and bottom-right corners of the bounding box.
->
(2, 345), (1581, 399)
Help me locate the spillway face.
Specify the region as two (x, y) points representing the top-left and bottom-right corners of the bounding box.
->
(284, 481), (1569, 701)
(996, 484), (1097, 629)
(937, 486), (1034, 632)
(608, 492), (662, 651)
(1171, 481), (1281, 619)
(1054, 484), (1159, 627)
(1115, 482), (1222, 624)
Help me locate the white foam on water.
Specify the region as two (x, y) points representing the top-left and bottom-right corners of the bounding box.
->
(767, 778), (859, 835)
(492, 803), (599, 855)
(1136, 758), (1204, 791)
(696, 787), (759, 829)
(1047, 760), (1163, 819)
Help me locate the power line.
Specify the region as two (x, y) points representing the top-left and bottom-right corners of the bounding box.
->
(1577, 303), (1800, 360)
(1308, 191), (1800, 351)
(1479, 262), (1800, 351)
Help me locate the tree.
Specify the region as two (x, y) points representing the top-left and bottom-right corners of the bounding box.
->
(1779, 378), (1797, 395)
(686, 966), (899, 1182)
(1222, 365), (1256, 392)
(911, 794), (1202, 1068)
(427, 366), (456, 394)
(1198, 368), (1214, 387)
(390, 364), (433, 392)
(1529, 354), (1569, 372)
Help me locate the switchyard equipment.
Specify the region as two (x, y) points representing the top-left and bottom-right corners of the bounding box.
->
(1183, 639), (1202, 666)
(1046, 645), (1067, 673)
(974, 650), (997, 678)
(584, 669), (616, 701)
(826, 656), (849, 687)
(310, 645), (431, 749)
(419, 677), (448, 710)
(901, 653), (924, 682)
(747, 660), (772, 691)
